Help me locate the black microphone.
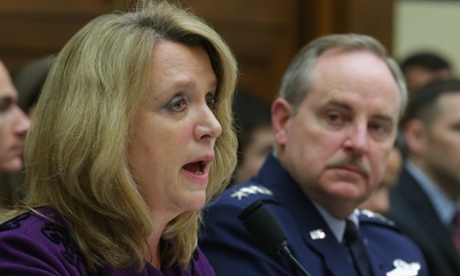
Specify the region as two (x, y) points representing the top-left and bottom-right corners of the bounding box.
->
(238, 200), (312, 276)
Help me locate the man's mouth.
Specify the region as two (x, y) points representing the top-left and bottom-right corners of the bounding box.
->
(333, 165), (368, 179)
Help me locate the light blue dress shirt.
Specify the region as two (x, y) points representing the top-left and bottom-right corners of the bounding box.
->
(312, 201), (359, 243)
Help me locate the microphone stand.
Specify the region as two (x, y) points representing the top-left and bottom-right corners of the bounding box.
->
(278, 242), (311, 276)
(239, 200), (312, 276)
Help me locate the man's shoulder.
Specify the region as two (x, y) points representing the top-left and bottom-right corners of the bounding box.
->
(211, 181), (277, 208)
(203, 181), (281, 232)
(357, 209), (397, 229)
(357, 209), (421, 246)
(357, 209), (428, 274)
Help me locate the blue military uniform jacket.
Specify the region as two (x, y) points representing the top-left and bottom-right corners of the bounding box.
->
(200, 153), (427, 276)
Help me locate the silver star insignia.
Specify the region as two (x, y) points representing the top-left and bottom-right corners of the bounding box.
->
(230, 185), (273, 200)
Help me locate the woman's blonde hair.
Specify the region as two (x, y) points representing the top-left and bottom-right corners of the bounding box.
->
(20, 0), (237, 272)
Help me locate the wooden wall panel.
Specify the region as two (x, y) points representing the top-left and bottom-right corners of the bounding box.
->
(347, 1), (394, 54)
(0, 0), (395, 101)
(300, 0), (394, 54)
(185, 0), (301, 101)
(0, 0), (112, 72)
(187, 0), (394, 101)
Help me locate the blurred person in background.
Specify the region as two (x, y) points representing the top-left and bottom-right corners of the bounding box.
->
(0, 61), (30, 173)
(0, 54), (55, 208)
(386, 78), (460, 276)
(400, 51), (453, 96)
(398, 51), (453, 161)
(13, 54), (56, 117)
(232, 91), (273, 184)
(359, 144), (402, 214)
(0, 60), (30, 208)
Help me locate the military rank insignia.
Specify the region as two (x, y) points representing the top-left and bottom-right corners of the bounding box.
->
(386, 259), (421, 276)
(230, 185), (273, 200)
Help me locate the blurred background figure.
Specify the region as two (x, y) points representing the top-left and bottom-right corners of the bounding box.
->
(400, 51), (453, 96)
(397, 51), (454, 161)
(386, 78), (460, 275)
(0, 61), (30, 172)
(0, 60), (30, 207)
(359, 144), (402, 214)
(13, 54), (56, 117)
(232, 91), (273, 184)
(0, 55), (54, 208)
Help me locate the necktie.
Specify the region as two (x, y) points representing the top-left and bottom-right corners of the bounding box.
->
(451, 211), (460, 256)
(343, 220), (372, 276)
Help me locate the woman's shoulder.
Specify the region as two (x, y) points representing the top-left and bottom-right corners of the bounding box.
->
(0, 207), (70, 242)
(0, 206), (90, 275)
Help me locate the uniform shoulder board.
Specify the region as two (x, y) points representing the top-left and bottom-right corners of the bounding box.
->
(229, 184), (274, 200)
(355, 209), (396, 227)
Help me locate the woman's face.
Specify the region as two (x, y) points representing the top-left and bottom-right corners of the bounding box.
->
(128, 41), (221, 220)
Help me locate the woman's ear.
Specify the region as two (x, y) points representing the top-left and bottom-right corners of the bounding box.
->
(403, 119), (428, 156)
(271, 98), (292, 148)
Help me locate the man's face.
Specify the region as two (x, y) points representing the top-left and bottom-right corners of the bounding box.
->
(405, 66), (451, 95)
(422, 93), (460, 196)
(0, 62), (30, 172)
(273, 48), (401, 218)
(235, 125), (274, 183)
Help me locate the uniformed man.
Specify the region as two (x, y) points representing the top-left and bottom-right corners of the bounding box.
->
(200, 34), (428, 276)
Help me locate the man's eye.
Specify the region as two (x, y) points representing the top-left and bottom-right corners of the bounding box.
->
(327, 113), (343, 124)
(371, 124), (385, 132)
(369, 123), (391, 140)
(371, 121), (389, 132)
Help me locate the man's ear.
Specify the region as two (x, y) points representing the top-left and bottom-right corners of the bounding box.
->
(404, 120), (428, 156)
(271, 98), (293, 147)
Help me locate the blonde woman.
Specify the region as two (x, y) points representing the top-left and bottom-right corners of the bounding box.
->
(0, 0), (237, 275)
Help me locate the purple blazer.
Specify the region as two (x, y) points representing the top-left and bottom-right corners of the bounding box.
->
(0, 207), (215, 275)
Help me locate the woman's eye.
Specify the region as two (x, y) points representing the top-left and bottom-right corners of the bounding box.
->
(206, 96), (216, 109)
(0, 98), (13, 114)
(0, 103), (8, 113)
(169, 98), (188, 112)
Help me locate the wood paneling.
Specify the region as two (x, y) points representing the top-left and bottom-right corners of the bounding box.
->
(299, 0), (394, 54)
(0, 0), (112, 72)
(0, 0), (394, 101)
(185, 0), (394, 101)
(185, 0), (301, 101)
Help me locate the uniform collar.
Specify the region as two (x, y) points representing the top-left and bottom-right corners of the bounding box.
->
(312, 201), (359, 243)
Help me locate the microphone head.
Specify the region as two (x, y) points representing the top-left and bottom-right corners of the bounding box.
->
(238, 200), (287, 252)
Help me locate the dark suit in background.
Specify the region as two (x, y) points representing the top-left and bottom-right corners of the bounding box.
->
(387, 165), (460, 276)
(386, 79), (460, 276)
